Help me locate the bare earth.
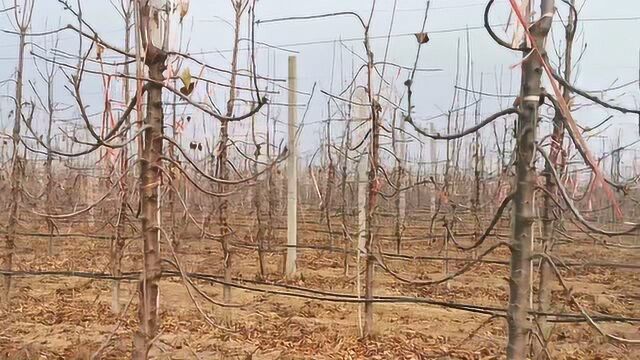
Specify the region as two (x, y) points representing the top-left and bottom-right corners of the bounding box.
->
(1, 213), (639, 359)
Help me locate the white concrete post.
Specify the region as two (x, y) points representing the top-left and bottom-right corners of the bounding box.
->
(285, 56), (298, 276)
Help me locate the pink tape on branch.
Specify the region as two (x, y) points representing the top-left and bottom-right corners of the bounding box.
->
(507, 0), (623, 219)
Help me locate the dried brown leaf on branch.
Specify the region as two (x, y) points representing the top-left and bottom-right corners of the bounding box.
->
(415, 32), (430, 44)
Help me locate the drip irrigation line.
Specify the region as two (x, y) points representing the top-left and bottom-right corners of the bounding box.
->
(4, 231), (638, 269)
(1, 269), (639, 325)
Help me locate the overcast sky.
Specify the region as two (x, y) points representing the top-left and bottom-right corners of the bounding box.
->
(0, 0), (638, 171)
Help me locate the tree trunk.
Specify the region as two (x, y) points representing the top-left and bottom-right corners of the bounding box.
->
(3, 29), (26, 306)
(320, 103), (336, 249)
(46, 65), (55, 257)
(265, 99), (276, 251)
(340, 117), (352, 275)
(251, 115), (267, 279)
(507, 2), (554, 358)
(363, 38), (380, 335)
(394, 110), (406, 254)
(133, 1), (167, 357)
(217, 119), (232, 306)
(112, 3), (132, 314)
(216, 0), (244, 317)
(363, 106), (380, 336)
(537, 1), (572, 356)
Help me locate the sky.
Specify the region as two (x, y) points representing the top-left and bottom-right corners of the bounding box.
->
(0, 0), (638, 175)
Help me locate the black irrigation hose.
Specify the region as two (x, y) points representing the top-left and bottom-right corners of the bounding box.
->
(2, 269), (639, 324)
(3, 231), (638, 269)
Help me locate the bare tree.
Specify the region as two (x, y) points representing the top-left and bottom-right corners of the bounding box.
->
(506, 1), (554, 358)
(251, 114), (267, 278)
(132, 0), (169, 357)
(112, 0), (134, 315)
(30, 31), (60, 257)
(3, 0), (34, 306)
(537, 0), (575, 355)
(212, 0), (249, 319)
(2, 1), (640, 358)
(362, 16), (381, 338)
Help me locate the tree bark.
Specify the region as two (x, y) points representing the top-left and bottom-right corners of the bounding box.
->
(112, 2), (132, 314)
(363, 36), (380, 336)
(394, 110), (406, 254)
(321, 114), (336, 249)
(340, 119), (351, 275)
(133, 1), (167, 357)
(537, 1), (573, 356)
(3, 27), (27, 306)
(215, 0), (244, 315)
(45, 57), (56, 257)
(507, 1), (554, 358)
(251, 116), (267, 279)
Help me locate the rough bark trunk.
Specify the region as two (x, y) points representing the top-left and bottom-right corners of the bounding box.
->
(45, 65), (55, 257)
(363, 106), (380, 336)
(507, 1), (554, 358)
(265, 101), (276, 251)
(363, 36), (380, 336)
(3, 30), (26, 306)
(319, 100), (336, 249)
(217, 0), (243, 314)
(133, 1), (167, 357)
(112, 5), (132, 314)
(251, 116), (267, 279)
(339, 116), (351, 275)
(133, 57), (165, 358)
(394, 111), (406, 255)
(537, 1), (572, 356)
(217, 119), (232, 305)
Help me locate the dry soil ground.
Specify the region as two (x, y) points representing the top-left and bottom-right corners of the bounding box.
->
(1, 212), (639, 359)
